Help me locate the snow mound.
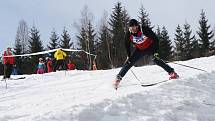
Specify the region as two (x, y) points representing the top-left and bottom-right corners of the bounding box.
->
(0, 56), (215, 121)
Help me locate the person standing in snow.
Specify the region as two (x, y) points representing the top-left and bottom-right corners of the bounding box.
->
(113, 19), (179, 89)
(37, 58), (46, 74)
(11, 64), (18, 75)
(67, 60), (76, 70)
(3, 47), (15, 79)
(46, 57), (53, 73)
(92, 60), (97, 70)
(53, 49), (67, 71)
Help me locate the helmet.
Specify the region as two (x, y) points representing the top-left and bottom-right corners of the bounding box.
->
(128, 19), (139, 27)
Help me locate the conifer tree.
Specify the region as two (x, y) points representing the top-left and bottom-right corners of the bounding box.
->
(183, 22), (194, 60)
(197, 10), (214, 56)
(29, 26), (44, 53)
(174, 23), (195, 61)
(76, 27), (88, 70)
(60, 27), (73, 49)
(122, 8), (130, 33)
(138, 5), (152, 28)
(14, 35), (22, 73)
(14, 37), (22, 56)
(28, 26), (44, 73)
(159, 26), (173, 60)
(156, 26), (162, 56)
(109, 2), (128, 67)
(190, 37), (200, 58)
(48, 29), (59, 50)
(136, 5), (153, 66)
(174, 25), (185, 60)
(211, 33), (215, 55)
(97, 25), (112, 69)
(77, 27), (87, 50)
(156, 26), (162, 41)
(97, 12), (113, 69)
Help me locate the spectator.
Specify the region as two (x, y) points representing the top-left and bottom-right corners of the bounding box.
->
(53, 49), (67, 71)
(3, 47), (15, 79)
(11, 64), (18, 75)
(92, 60), (97, 70)
(37, 58), (45, 74)
(67, 60), (75, 70)
(46, 57), (53, 73)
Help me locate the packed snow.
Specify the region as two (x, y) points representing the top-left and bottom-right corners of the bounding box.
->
(1, 56), (215, 121)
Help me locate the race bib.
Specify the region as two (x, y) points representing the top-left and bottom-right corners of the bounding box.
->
(132, 35), (145, 44)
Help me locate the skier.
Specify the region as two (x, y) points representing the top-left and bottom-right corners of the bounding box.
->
(53, 49), (67, 71)
(113, 19), (179, 89)
(3, 47), (15, 79)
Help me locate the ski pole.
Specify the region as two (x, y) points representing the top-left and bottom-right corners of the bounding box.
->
(5, 79), (7, 89)
(130, 69), (143, 84)
(2, 79), (7, 89)
(124, 57), (143, 84)
(166, 61), (207, 72)
(1, 78), (7, 89)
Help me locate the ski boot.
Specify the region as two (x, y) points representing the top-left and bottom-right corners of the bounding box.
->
(113, 75), (122, 90)
(169, 71), (179, 79)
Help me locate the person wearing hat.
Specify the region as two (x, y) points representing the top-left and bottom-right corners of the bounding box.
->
(53, 49), (67, 71)
(46, 57), (53, 73)
(3, 47), (15, 79)
(37, 58), (45, 74)
(113, 19), (179, 89)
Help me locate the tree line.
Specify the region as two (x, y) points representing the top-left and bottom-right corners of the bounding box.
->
(1, 2), (215, 74)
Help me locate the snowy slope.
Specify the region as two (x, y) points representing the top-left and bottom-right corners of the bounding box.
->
(1, 56), (215, 121)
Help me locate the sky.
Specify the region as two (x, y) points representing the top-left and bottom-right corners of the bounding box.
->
(0, 0), (215, 53)
(0, 55), (215, 120)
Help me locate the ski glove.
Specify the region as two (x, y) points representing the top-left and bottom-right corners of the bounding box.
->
(153, 53), (159, 59)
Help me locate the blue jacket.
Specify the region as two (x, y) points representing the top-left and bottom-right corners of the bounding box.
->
(37, 63), (45, 69)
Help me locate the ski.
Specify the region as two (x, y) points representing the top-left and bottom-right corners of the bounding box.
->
(1, 77), (26, 81)
(118, 79), (175, 89)
(10, 77), (26, 80)
(140, 79), (169, 87)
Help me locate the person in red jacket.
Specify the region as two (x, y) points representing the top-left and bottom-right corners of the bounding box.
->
(67, 60), (75, 70)
(113, 19), (179, 89)
(46, 57), (53, 73)
(3, 47), (15, 79)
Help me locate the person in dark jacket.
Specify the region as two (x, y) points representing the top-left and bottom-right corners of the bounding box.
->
(113, 19), (179, 89)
